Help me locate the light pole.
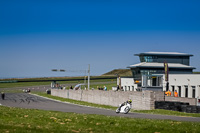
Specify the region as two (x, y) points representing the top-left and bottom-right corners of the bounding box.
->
(51, 64), (90, 90)
(88, 64), (90, 90)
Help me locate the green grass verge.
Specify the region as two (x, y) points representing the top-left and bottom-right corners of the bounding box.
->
(133, 109), (200, 118)
(0, 106), (200, 133)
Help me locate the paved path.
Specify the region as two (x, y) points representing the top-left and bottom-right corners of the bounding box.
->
(1, 93), (200, 122)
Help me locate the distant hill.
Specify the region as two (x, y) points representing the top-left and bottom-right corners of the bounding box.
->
(193, 72), (200, 74)
(102, 69), (132, 76)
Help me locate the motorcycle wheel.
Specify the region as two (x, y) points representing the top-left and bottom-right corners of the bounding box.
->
(116, 108), (120, 113)
(124, 107), (130, 114)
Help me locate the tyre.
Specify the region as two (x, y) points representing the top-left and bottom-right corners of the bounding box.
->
(116, 108), (120, 113)
(186, 106), (192, 113)
(180, 105), (187, 112)
(196, 106), (200, 113)
(124, 107), (130, 114)
(191, 106), (197, 113)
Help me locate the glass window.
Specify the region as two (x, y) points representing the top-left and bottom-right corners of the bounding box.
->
(144, 56), (153, 62)
(185, 86), (188, 98)
(132, 86), (134, 91)
(171, 86), (175, 92)
(140, 56), (145, 62)
(192, 86), (196, 98)
(178, 86), (181, 97)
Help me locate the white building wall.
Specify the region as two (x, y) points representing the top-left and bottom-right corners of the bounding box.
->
(163, 74), (200, 98)
(198, 86), (200, 98)
(119, 74), (200, 98)
(117, 77), (137, 91)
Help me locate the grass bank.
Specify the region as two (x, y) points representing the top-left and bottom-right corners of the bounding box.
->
(133, 109), (200, 118)
(0, 106), (200, 133)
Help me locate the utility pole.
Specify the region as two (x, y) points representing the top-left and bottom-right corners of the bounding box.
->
(88, 64), (90, 90)
(51, 64), (90, 90)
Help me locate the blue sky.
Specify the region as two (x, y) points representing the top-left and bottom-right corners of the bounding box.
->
(0, 0), (200, 78)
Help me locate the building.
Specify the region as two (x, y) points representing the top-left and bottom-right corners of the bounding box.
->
(118, 52), (200, 98)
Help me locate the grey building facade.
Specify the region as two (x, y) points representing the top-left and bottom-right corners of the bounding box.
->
(127, 52), (195, 88)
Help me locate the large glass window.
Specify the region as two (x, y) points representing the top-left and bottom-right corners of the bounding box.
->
(140, 56), (145, 62)
(140, 70), (161, 76)
(139, 56), (157, 62)
(142, 75), (163, 87)
(144, 56), (153, 62)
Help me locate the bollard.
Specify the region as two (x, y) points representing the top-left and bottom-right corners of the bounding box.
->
(1, 92), (5, 100)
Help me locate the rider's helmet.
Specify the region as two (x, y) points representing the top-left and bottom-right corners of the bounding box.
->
(128, 99), (132, 104)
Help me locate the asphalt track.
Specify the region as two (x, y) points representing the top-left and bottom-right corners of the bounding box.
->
(1, 93), (200, 122)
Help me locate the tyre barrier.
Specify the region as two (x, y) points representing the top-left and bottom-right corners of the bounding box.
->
(155, 101), (200, 113)
(46, 89), (51, 94)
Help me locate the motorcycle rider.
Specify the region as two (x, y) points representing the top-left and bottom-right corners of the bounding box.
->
(119, 99), (132, 110)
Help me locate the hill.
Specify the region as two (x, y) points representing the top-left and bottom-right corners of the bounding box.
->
(102, 69), (132, 76)
(193, 72), (200, 74)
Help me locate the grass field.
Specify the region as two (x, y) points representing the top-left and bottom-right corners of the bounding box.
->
(0, 77), (116, 90)
(0, 106), (200, 133)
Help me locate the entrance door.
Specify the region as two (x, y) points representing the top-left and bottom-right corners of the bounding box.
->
(185, 86), (188, 97)
(152, 77), (157, 86)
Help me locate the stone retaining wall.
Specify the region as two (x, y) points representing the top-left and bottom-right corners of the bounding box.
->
(51, 89), (155, 110)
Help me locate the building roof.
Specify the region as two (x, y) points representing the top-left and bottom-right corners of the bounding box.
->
(128, 62), (195, 69)
(134, 52), (193, 57)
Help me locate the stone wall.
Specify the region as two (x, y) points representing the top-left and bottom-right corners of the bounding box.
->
(51, 89), (155, 110)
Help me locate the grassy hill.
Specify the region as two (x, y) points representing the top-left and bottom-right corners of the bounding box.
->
(193, 72), (200, 74)
(102, 69), (132, 76)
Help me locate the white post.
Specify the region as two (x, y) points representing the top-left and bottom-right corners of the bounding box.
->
(88, 64), (90, 90)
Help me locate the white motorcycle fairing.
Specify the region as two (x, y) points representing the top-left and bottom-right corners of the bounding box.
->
(116, 103), (131, 114)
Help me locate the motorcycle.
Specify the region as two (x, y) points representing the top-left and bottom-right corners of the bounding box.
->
(116, 102), (132, 114)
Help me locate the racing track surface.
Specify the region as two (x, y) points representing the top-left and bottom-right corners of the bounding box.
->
(1, 93), (200, 122)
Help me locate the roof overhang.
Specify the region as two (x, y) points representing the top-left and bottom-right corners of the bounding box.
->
(128, 62), (196, 69)
(134, 52), (193, 57)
